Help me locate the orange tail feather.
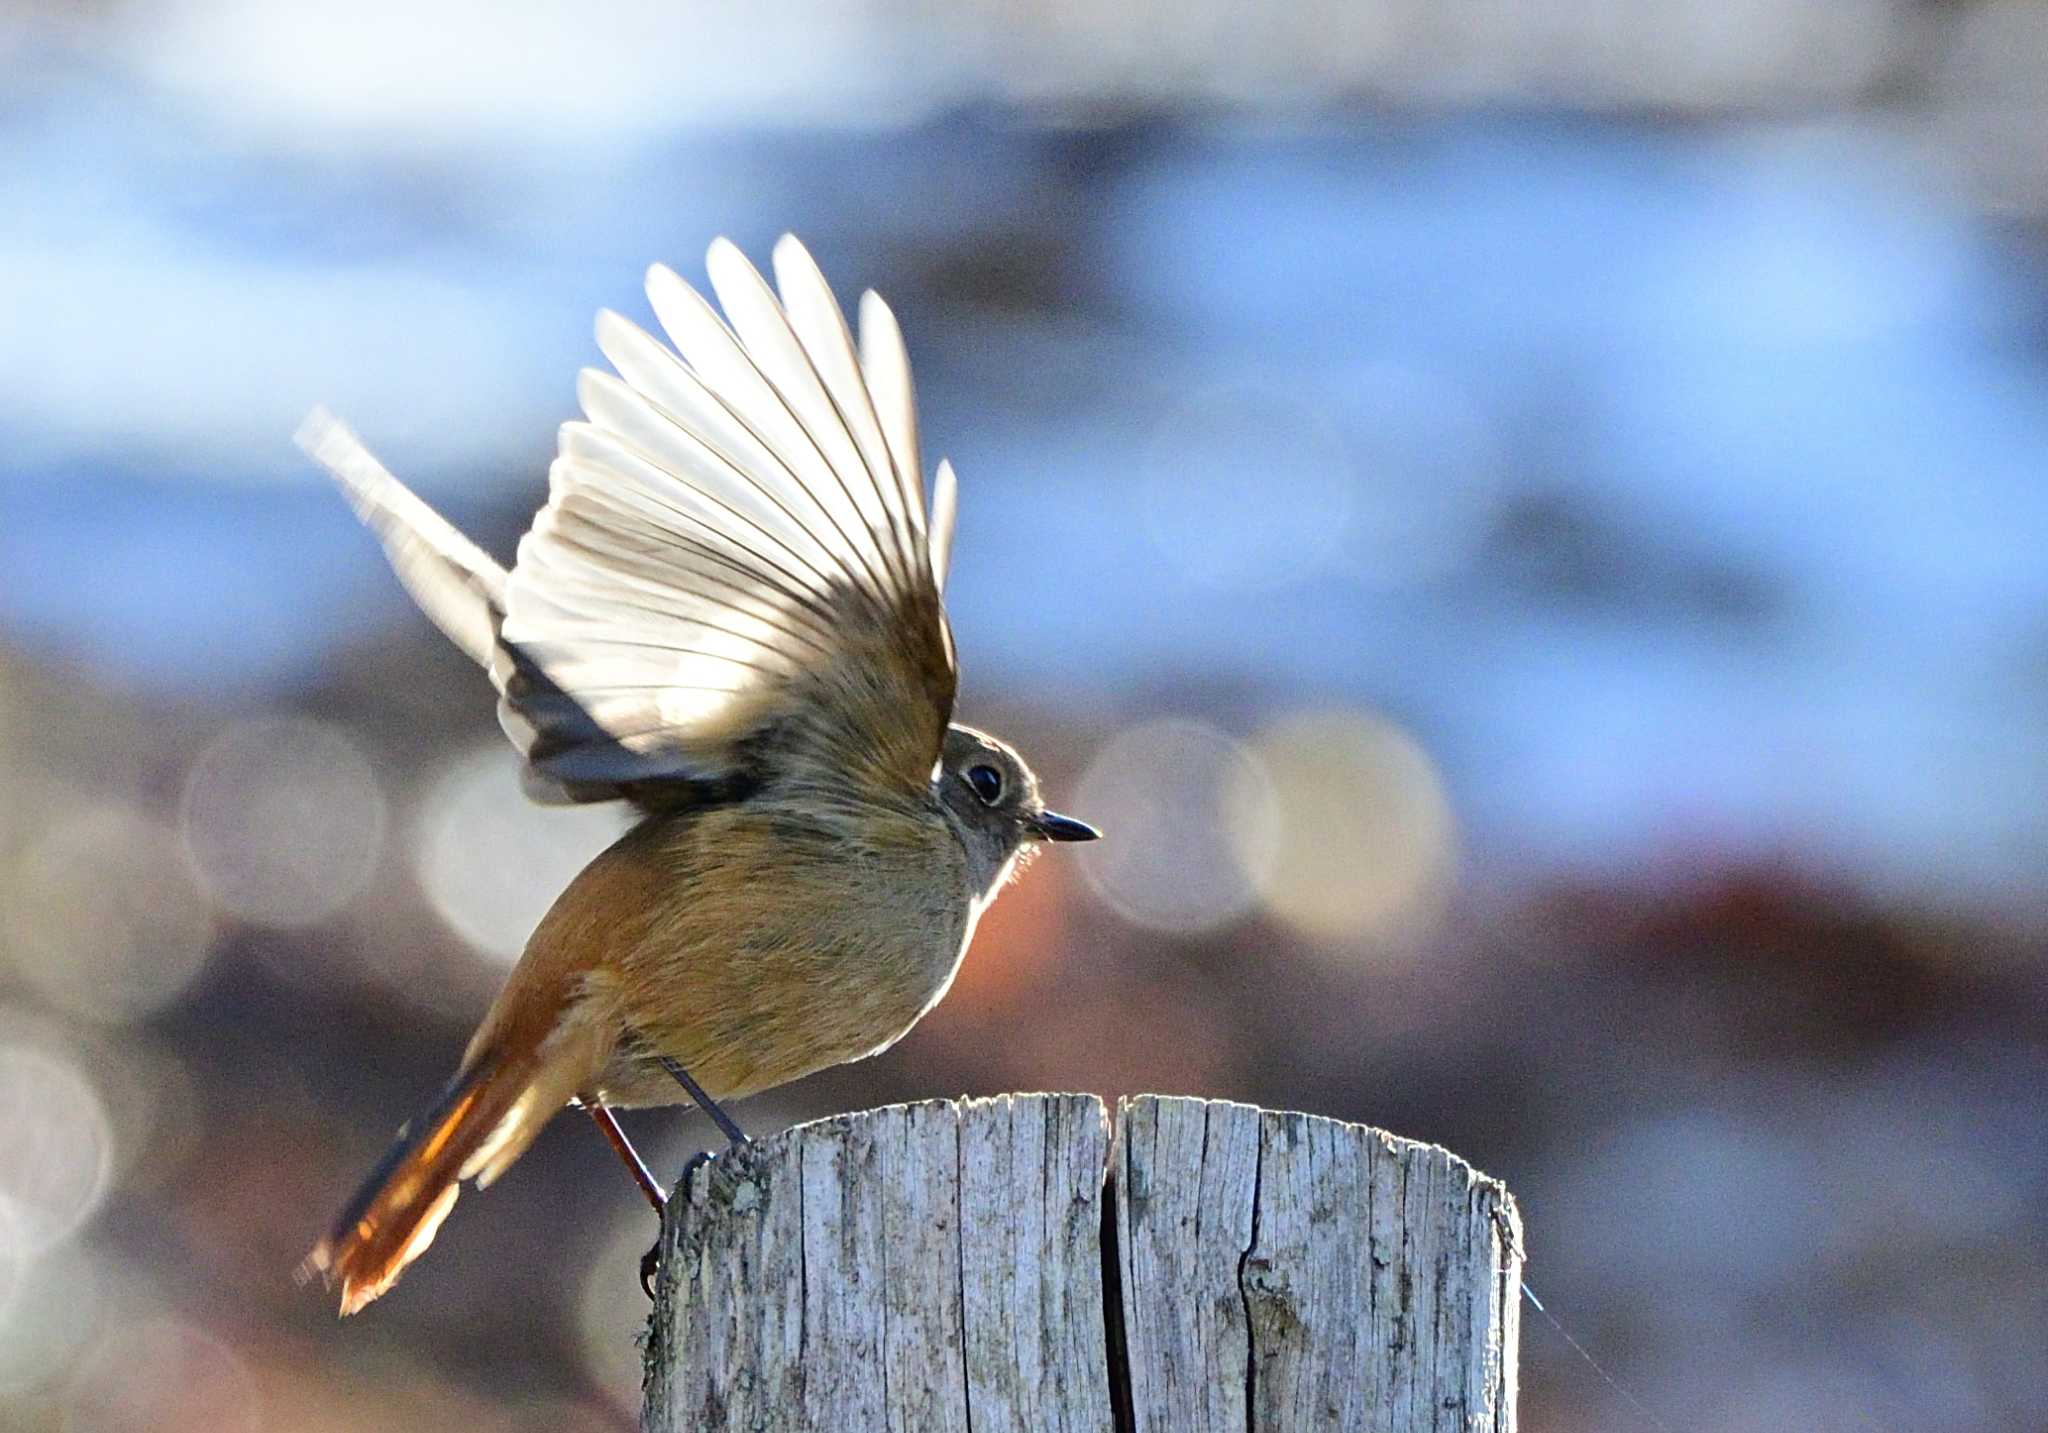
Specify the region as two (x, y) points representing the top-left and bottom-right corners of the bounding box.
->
(300, 1052), (539, 1315)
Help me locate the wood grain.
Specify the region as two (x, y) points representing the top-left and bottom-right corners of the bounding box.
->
(642, 1093), (1519, 1432)
(643, 1093), (1115, 1433)
(1112, 1094), (1262, 1431)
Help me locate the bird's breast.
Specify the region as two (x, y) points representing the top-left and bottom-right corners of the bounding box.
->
(587, 798), (977, 1104)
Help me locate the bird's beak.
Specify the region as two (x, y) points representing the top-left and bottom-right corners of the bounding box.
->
(1028, 809), (1101, 843)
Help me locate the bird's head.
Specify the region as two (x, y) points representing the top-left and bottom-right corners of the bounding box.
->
(936, 723), (1098, 894)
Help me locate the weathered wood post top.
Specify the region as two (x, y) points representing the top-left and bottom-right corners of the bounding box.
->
(642, 1093), (1521, 1431)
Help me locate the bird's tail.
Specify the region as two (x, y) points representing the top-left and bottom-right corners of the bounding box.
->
(299, 1044), (575, 1315)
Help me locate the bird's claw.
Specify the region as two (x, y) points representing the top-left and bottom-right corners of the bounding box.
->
(639, 1147), (739, 1301)
(639, 1232), (663, 1300)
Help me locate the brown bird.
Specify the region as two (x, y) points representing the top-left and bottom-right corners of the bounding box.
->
(294, 234), (1098, 1315)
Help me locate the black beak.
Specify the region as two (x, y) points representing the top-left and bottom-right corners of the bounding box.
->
(1029, 809), (1101, 843)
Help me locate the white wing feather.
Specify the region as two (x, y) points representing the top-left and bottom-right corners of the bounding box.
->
(929, 458), (959, 593)
(295, 406), (506, 666)
(644, 262), (888, 599)
(855, 288), (933, 567)
(302, 236), (956, 801)
(771, 235), (919, 585)
(498, 235), (957, 791)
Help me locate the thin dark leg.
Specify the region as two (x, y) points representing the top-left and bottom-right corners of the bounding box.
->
(585, 1103), (670, 1302)
(585, 1105), (666, 1211)
(658, 1055), (750, 1147)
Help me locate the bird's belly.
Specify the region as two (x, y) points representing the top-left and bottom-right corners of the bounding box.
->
(591, 910), (972, 1110)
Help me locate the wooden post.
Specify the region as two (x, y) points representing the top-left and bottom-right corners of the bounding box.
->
(641, 1094), (1521, 1432)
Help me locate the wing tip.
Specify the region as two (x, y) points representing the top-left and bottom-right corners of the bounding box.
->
(297, 1237), (371, 1318)
(293, 403), (357, 471)
(574, 365), (613, 414)
(771, 230), (814, 274)
(644, 260), (684, 303)
(705, 234), (746, 274)
(293, 404), (391, 513)
(857, 287), (895, 329)
(930, 457), (959, 589)
(293, 402), (337, 455)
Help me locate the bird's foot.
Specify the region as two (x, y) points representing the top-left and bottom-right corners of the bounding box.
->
(639, 1228), (663, 1301)
(639, 1148), (730, 1300)
(674, 1144), (725, 1185)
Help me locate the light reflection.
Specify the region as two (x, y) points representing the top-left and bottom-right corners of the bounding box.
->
(179, 716), (386, 928)
(411, 744), (630, 962)
(1242, 710), (1457, 952)
(0, 1241), (103, 1395)
(4, 807), (214, 1025)
(1072, 719), (1278, 933)
(0, 1047), (110, 1254)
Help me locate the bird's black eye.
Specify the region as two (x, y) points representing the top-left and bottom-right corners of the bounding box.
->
(964, 763), (1004, 805)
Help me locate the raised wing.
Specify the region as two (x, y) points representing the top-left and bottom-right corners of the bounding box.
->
(297, 406), (507, 670)
(496, 234), (957, 803)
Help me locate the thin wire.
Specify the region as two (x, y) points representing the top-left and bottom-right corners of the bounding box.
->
(1522, 1282), (1679, 1433)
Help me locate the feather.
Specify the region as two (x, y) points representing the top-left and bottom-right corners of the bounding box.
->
(702, 241), (904, 595)
(644, 262), (889, 602)
(930, 458), (959, 592)
(295, 407), (506, 666)
(507, 234), (958, 795)
(308, 234), (959, 804)
(857, 288), (927, 550)
(772, 235), (918, 584)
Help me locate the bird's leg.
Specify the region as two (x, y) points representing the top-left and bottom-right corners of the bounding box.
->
(583, 1104), (677, 1300)
(583, 1103), (676, 1301)
(657, 1055), (750, 1147)
(641, 1147), (725, 1299)
(585, 1104), (666, 1211)
(620, 1059), (745, 1302)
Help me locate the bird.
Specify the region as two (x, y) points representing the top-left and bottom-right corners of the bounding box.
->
(294, 233), (1099, 1316)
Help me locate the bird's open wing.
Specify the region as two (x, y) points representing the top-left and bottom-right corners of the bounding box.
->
(297, 406), (508, 669)
(495, 235), (958, 803)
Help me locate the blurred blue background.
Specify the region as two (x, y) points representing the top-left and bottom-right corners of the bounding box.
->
(1, 3), (2044, 1430)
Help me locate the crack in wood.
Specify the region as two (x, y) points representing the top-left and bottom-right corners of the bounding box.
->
(1235, 1116), (1264, 1433)
(642, 1094), (1519, 1432)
